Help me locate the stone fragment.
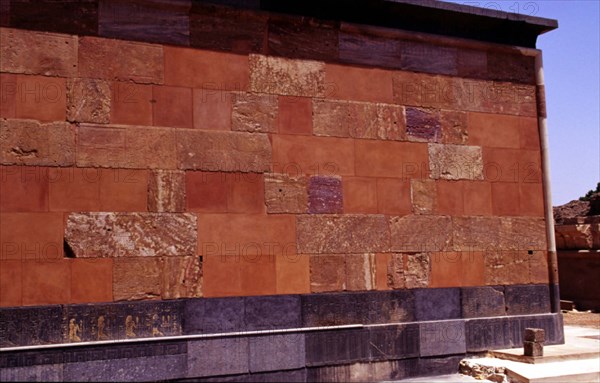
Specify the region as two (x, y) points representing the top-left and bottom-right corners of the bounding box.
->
(390, 215), (452, 252)
(79, 36), (163, 84)
(313, 99), (405, 141)
(67, 78), (111, 123)
(410, 179), (436, 214)
(249, 54), (326, 97)
(161, 256), (202, 299)
(405, 253), (431, 288)
(297, 215), (390, 254)
(65, 212), (197, 258)
(231, 92), (278, 133)
(148, 170), (186, 212)
(308, 175), (343, 214)
(386, 253), (405, 289)
(405, 107), (441, 142)
(440, 110), (468, 144)
(264, 173), (308, 214)
(345, 254), (375, 291)
(524, 328), (545, 342)
(428, 143), (484, 180)
(76, 124), (177, 169)
(176, 129), (271, 172)
(113, 257), (161, 301)
(1, 118), (75, 166)
(0, 27), (77, 77)
(310, 255), (346, 292)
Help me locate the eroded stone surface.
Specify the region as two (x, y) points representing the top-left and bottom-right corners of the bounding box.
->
(161, 256), (203, 299)
(65, 212), (197, 257)
(297, 215), (390, 254)
(176, 129), (271, 172)
(308, 176), (343, 214)
(405, 253), (430, 288)
(148, 170), (186, 212)
(440, 110), (468, 144)
(313, 99), (405, 141)
(0, 27), (77, 76)
(390, 215), (452, 252)
(452, 216), (502, 251)
(345, 254), (375, 291)
(485, 250), (531, 285)
(79, 36), (163, 84)
(67, 78), (111, 123)
(405, 107), (440, 142)
(1, 118), (75, 166)
(410, 179), (436, 214)
(264, 173), (308, 214)
(249, 54), (326, 97)
(429, 143), (483, 180)
(386, 253), (405, 289)
(77, 124), (177, 169)
(231, 92), (278, 133)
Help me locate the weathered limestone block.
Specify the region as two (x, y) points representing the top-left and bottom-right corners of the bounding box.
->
(555, 224), (594, 250)
(345, 254), (376, 291)
(440, 110), (468, 144)
(148, 170), (186, 212)
(405, 107), (440, 142)
(386, 253), (406, 289)
(308, 176), (343, 214)
(428, 143), (483, 180)
(113, 257), (161, 301)
(452, 216), (502, 251)
(249, 54), (326, 97)
(161, 256), (202, 299)
(65, 212), (197, 257)
(176, 129), (271, 172)
(297, 215), (390, 254)
(0, 27), (78, 77)
(77, 124), (177, 169)
(67, 78), (111, 123)
(313, 99), (405, 141)
(1, 118), (75, 166)
(390, 215), (452, 252)
(310, 255), (346, 292)
(231, 92), (278, 133)
(484, 250), (531, 285)
(501, 217), (547, 251)
(79, 36), (163, 84)
(410, 179), (436, 214)
(405, 253), (431, 288)
(264, 173), (308, 214)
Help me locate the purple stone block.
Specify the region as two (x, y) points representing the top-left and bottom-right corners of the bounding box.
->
(308, 176), (343, 214)
(406, 107), (441, 141)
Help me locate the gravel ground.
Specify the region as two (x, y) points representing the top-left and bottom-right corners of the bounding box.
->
(562, 310), (600, 329)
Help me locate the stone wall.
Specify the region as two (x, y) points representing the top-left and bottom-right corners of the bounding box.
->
(0, 0), (559, 380)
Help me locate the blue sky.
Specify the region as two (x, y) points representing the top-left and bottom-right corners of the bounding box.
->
(446, 0), (600, 205)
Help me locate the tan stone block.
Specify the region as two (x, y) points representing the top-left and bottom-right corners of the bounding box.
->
(390, 215), (452, 252)
(313, 99), (405, 141)
(310, 254), (345, 292)
(176, 129), (271, 172)
(428, 143), (483, 180)
(440, 110), (468, 145)
(67, 78), (111, 123)
(411, 179), (436, 214)
(76, 123), (177, 169)
(405, 253), (430, 288)
(345, 254), (375, 291)
(249, 54), (326, 97)
(1, 118), (75, 166)
(452, 216), (502, 252)
(161, 256), (202, 299)
(264, 173), (307, 214)
(297, 214), (390, 254)
(148, 170), (186, 212)
(79, 36), (163, 84)
(65, 212), (197, 258)
(231, 92), (278, 133)
(113, 257), (161, 301)
(0, 27), (77, 77)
